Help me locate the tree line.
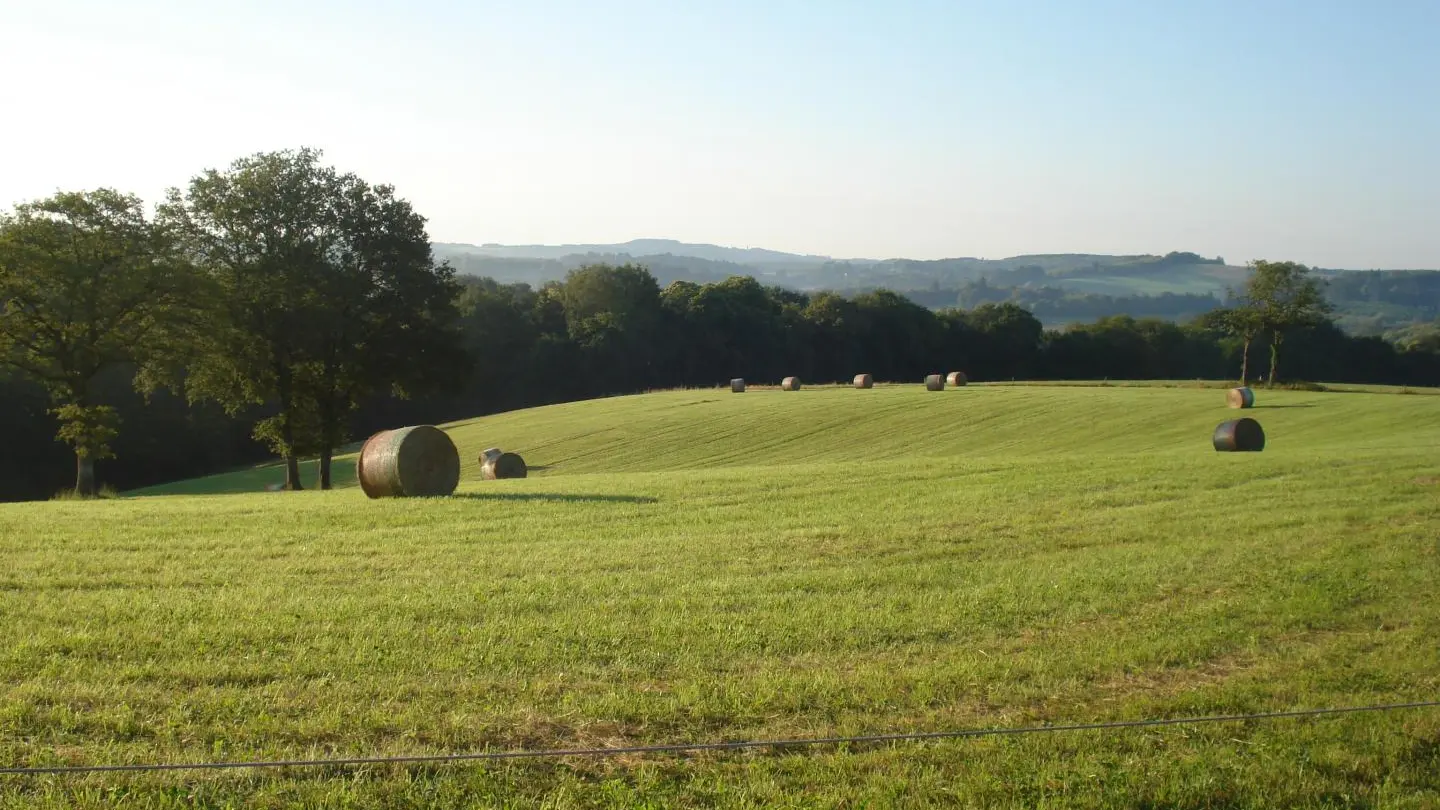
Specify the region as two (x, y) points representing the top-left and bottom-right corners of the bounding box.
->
(3, 149), (1438, 501)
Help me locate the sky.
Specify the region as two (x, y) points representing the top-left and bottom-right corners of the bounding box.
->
(1, 0), (1437, 268)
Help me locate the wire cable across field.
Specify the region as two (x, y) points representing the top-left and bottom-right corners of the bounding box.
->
(2, 700), (1437, 776)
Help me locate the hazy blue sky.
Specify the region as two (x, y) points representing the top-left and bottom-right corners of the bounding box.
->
(2, 0), (1437, 267)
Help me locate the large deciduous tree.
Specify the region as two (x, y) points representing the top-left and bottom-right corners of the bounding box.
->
(161, 148), (466, 490)
(1243, 260), (1334, 385)
(0, 190), (198, 496)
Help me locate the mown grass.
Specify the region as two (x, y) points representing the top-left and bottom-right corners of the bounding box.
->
(4, 384), (1440, 807)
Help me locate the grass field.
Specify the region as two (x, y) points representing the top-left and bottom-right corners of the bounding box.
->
(4, 383), (1440, 808)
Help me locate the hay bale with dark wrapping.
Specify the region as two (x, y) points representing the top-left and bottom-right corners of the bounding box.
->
(925, 374), (945, 391)
(853, 373), (873, 389)
(730, 378), (745, 393)
(782, 376), (801, 391)
(481, 451), (528, 480)
(1227, 387), (1255, 408)
(1213, 418), (1265, 452)
(946, 372), (968, 387)
(358, 425), (461, 498)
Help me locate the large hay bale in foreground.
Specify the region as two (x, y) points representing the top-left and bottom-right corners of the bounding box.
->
(782, 376), (801, 391)
(946, 371), (968, 387)
(853, 373), (873, 389)
(481, 451), (528, 480)
(1227, 387), (1255, 408)
(357, 425), (461, 498)
(925, 374), (945, 391)
(1213, 418), (1265, 452)
(730, 378), (746, 393)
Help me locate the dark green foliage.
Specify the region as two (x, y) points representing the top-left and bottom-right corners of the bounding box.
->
(0, 189), (202, 495)
(159, 148), (466, 490)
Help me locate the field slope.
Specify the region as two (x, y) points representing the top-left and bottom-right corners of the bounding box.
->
(4, 383), (1440, 808)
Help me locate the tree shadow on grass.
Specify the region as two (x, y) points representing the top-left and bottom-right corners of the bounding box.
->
(452, 492), (659, 504)
(1250, 404), (1317, 409)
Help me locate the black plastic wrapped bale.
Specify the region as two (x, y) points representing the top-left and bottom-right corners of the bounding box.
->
(1213, 418), (1265, 452)
(781, 376), (801, 391)
(853, 373), (873, 389)
(730, 378), (745, 393)
(946, 371), (968, 387)
(481, 451), (528, 480)
(925, 374), (945, 391)
(357, 426), (461, 498)
(1227, 387), (1255, 408)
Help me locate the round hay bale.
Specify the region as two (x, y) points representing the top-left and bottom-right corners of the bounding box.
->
(946, 371), (968, 387)
(481, 451), (528, 480)
(781, 376), (801, 391)
(1227, 387), (1255, 408)
(925, 374), (945, 391)
(479, 447), (503, 465)
(1213, 418), (1265, 452)
(853, 373), (873, 389)
(357, 425), (461, 498)
(730, 378), (746, 393)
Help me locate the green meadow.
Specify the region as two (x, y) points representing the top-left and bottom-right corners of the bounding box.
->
(3, 383), (1439, 808)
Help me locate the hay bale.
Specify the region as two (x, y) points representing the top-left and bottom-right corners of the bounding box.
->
(782, 376), (801, 391)
(946, 371), (968, 387)
(925, 374), (945, 391)
(1227, 387), (1255, 408)
(1213, 418), (1265, 452)
(357, 425), (461, 498)
(481, 451), (528, 480)
(730, 378), (745, 393)
(853, 373), (873, 389)
(480, 447), (503, 465)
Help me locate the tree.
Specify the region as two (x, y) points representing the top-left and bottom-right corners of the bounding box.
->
(161, 148), (467, 490)
(558, 264), (663, 393)
(0, 190), (199, 495)
(290, 172), (467, 489)
(1202, 304), (1265, 384)
(1243, 260), (1334, 385)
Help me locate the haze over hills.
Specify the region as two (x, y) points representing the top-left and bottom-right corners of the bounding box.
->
(432, 240), (1251, 295)
(440, 238), (833, 267)
(433, 240), (1440, 338)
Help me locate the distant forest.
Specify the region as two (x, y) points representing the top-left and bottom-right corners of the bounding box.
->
(434, 243), (1440, 339)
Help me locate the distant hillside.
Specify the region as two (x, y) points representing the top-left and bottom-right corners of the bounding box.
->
(433, 239), (829, 268)
(432, 241), (1440, 334)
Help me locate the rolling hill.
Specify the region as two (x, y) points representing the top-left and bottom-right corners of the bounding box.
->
(129, 381), (1440, 496)
(5, 382), (1439, 806)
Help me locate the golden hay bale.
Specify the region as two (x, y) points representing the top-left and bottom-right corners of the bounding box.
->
(946, 371), (968, 387)
(730, 378), (746, 393)
(853, 373), (873, 389)
(1213, 418), (1265, 452)
(480, 447), (502, 465)
(925, 374), (945, 391)
(1227, 387), (1255, 408)
(781, 376), (801, 391)
(481, 451), (528, 480)
(357, 425), (460, 498)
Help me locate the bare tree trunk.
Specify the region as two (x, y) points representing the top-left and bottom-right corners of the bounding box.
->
(283, 454), (304, 490)
(1268, 331), (1282, 387)
(75, 454), (96, 498)
(319, 447), (333, 490)
(275, 359), (305, 491)
(1240, 336), (1251, 385)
